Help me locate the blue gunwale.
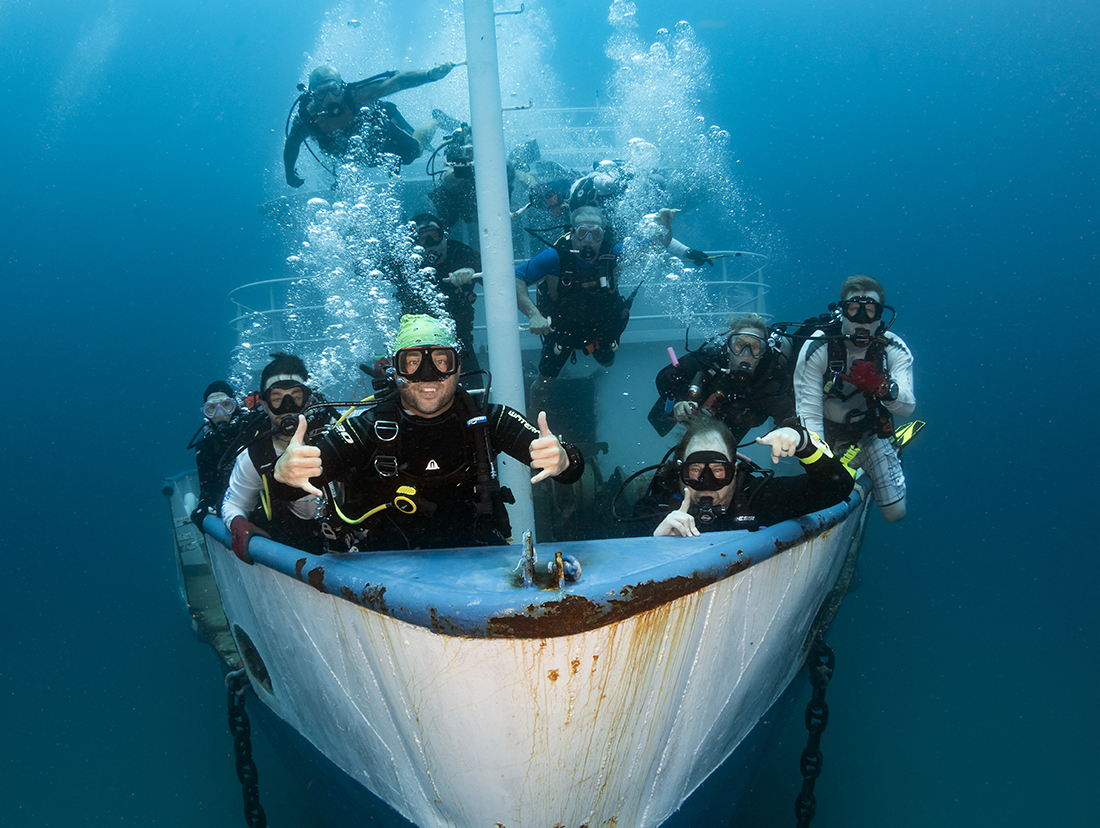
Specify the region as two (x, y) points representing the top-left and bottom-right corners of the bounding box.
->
(203, 482), (865, 639)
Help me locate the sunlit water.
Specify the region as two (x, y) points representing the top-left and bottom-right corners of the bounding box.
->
(2, 0), (1095, 826)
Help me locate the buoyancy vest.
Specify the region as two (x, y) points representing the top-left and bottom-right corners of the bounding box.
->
(323, 389), (514, 549)
(802, 324), (895, 441)
(298, 93), (419, 165)
(538, 235), (627, 346)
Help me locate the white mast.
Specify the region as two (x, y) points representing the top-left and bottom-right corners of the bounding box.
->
(463, 0), (536, 535)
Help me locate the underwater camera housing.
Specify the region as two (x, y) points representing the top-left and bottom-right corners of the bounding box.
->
(444, 124), (475, 178)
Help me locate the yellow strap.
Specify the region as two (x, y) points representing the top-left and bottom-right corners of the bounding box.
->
(334, 393), (376, 427)
(260, 475), (273, 520)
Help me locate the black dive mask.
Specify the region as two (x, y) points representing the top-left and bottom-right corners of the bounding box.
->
(679, 450), (735, 492)
(264, 382), (308, 415)
(840, 296), (883, 324)
(394, 346), (460, 383)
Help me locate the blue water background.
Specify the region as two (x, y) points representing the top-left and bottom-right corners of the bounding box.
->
(2, 0), (1096, 825)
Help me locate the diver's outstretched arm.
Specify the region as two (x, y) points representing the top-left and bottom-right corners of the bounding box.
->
(283, 121), (307, 188)
(351, 63), (455, 103)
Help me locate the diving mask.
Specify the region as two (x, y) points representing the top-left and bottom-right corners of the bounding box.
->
(311, 80), (344, 104)
(727, 331), (767, 360)
(679, 450), (735, 492)
(394, 346), (459, 383)
(264, 381), (308, 415)
(572, 223), (604, 243)
(840, 296), (883, 324)
(202, 397), (237, 420)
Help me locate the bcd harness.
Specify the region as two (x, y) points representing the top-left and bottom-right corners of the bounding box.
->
(295, 91), (419, 165)
(536, 235), (628, 349)
(320, 388), (515, 546)
(805, 324), (895, 441)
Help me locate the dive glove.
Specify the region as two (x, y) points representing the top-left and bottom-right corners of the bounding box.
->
(230, 516), (270, 565)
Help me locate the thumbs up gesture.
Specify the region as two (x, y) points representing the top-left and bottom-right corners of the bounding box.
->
(273, 415), (324, 497)
(529, 411), (569, 483)
(653, 489), (699, 537)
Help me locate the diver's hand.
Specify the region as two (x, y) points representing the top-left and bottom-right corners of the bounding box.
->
(656, 207), (679, 229)
(526, 312), (552, 336)
(446, 267), (476, 286)
(287, 170), (305, 188)
(672, 400), (699, 423)
(428, 62), (454, 81)
(756, 427), (802, 464)
(654, 490), (699, 537)
(273, 415), (324, 496)
(684, 248), (713, 267)
(530, 411), (568, 483)
(230, 516), (270, 565)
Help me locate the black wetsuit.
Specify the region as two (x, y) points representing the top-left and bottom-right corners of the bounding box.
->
(395, 240), (482, 361)
(633, 431), (853, 536)
(310, 389), (584, 551)
(648, 344), (795, 442)
(193, 411), (267, 516)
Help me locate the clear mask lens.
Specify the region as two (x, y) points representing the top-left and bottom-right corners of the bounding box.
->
(395, 347), (459, 381)
(265, 384), (307, 414)
(728, 332), (766, 359)
(202, 398), (237, 419)
(679, 451), (735, 491)
(312, 81), (343, 103)
(572, 223), (604, 243)
(841, 297), (883, 324)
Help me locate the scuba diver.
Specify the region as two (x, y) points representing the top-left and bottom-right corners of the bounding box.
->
(188, 381), (267, 525)
(221, 353), (335, 559)
(283, 62), (455, 187)
(515, 206), (677, 412)
(426, 121), (537, 228)
(648, 313), (796, 444)
(632, 417), (853, 537)
(567, 140), (714, 268)
(396, 214), (482, 369)
(792, 274), (916, 523)
(269, 315), (585, 553)
(515, 206), (629, 402)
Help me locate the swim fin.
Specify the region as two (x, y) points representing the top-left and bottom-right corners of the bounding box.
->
(839, 419), (927, 477)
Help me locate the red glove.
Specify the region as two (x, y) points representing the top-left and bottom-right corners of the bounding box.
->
(845, 360), (888, 396)
(230, 516), (269, 565)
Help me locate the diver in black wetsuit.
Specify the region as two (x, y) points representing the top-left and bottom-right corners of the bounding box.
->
(634, 418), (852, 537)
(283, 62), (455, 186)
(649, 313), (795, 444)
(189, 381), (266, 525)
(269, 315), (585, 552)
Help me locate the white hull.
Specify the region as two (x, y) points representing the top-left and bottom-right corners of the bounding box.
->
(204, 494), (866, 828)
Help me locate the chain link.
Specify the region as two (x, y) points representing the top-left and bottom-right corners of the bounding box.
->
(227, 669), (267, 828)
(794, 637), (835, 827)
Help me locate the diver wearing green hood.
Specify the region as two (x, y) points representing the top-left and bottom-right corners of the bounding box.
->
(284, 62), (456, 186)
(274, 315), (584, 550)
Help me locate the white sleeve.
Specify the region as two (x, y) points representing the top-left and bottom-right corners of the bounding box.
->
(222, 451), (262, 529)
(793, 332), (828, 437)
(667, 238), (691, 259)
(884, 333), (916, 419)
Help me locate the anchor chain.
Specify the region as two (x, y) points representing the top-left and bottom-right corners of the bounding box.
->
(226, 668), (267, 828)
(794, 637), (835, 827)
